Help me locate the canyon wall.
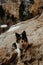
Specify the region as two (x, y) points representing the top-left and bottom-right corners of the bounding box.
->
(2, 0), (43, 19)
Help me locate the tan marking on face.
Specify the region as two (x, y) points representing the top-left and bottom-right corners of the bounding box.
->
(18, 39), (28, 49)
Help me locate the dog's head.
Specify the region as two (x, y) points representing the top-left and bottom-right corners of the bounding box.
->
(15, 31), (28, 49)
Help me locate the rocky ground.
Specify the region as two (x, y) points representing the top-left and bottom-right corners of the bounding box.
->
(0, 13), (43, 65)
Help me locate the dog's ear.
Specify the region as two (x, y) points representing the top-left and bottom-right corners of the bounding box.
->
(22, 31), (28, 41)
(22, 31), (26, 37)
(15, 33), (20, 42)
(15, 33), (20, 38)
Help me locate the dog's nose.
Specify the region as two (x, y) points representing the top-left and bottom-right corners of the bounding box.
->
(21, 40), (23, 43)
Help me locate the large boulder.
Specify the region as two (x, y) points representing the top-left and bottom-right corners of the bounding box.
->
(0, 13), (43, 65)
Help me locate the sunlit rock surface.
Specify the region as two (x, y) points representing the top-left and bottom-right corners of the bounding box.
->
(0, 13), (43, 65)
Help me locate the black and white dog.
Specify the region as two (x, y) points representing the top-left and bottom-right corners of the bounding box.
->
(12, 31), (29, 57)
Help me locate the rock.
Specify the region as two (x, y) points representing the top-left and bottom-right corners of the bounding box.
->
(2, 0), (43, 19)
(0, 7), (43, 65)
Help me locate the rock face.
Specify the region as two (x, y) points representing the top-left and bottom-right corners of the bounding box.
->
(2, 0), (43, 19)
(19, 0), (34, 21)
(0, 0), (43, 29)
(0, 0), (43, 65)
(0, 13), (43, 65)
(2, 0), (21, 19)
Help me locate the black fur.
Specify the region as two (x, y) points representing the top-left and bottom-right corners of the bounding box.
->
(15, 33), (21, 43)
(22, 31), (28, 41)
(15, 31), (28, 43)
(12, 43), (17, 49)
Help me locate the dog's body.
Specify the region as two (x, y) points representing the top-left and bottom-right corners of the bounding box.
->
(12, 42), (21, 57)
(12, 31), (33, 65)
(12, 31), (30, 58)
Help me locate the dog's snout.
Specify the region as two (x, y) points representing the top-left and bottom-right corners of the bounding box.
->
(21, 40), (23, 43)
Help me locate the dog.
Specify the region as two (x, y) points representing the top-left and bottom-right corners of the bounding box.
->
(12, 31), (32, 64)
(12, 31), (28, 57)
(15, 31), (29, 50)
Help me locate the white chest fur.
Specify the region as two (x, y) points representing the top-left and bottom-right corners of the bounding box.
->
(15, 43), (20, 57)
